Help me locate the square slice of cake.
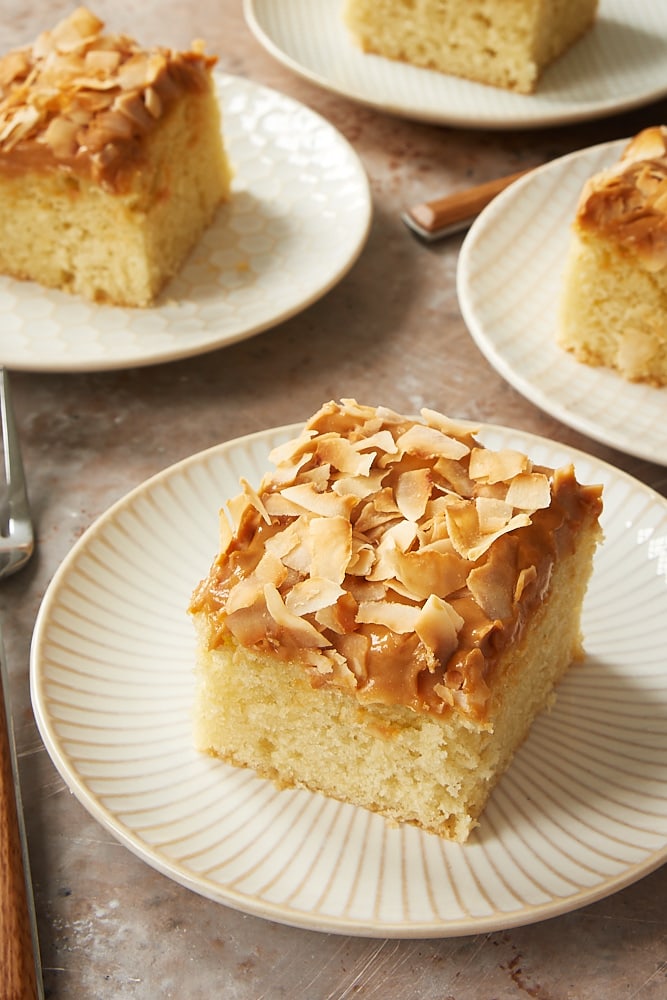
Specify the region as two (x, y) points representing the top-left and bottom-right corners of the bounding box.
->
(189, 400), (603, 843)
(343, 0), (598, 94)
(559, 126), (667, 386)
(0, 7), (232, 307)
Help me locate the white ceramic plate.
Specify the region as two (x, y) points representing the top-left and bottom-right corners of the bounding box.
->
(31, 421), (667, 937)
(457, 139), (667, 466)
(244, 0), (667, 129)
(0, 74), (371, 373)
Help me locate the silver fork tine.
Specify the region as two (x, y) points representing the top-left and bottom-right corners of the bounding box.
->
(0, 367), (34, 575)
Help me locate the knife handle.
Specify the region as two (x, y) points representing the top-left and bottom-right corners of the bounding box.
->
(407, 168), (531, 234)
(0, 674), (41, 1000)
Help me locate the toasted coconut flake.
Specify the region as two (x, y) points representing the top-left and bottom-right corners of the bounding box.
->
(279, 482), (356, 519)
(315, 646), (358, 689)
(332, 631), (370, 681)
(394, 468), (432, 522)
(43, 114), (79, 157)
(84, 48), (121, 73)
(445, 501), (532, 561)
(268, 429), (317, 467)
(218, 506), (233, 553)
(467, 539), (516, 620)
(315, 592), (358, 635)
(225, 577), (263, 616)
(505, 472), (551, 511)
(397, 423), (470, 461)
(240, 477), (271, 524)
(332, 468), (386, 500)
(0, 49), (32, 87)
(368, 520), (419, 581)
(113, 90), (154, 129)
(226, 552), (286, 615)
(394, 548), (470, 600)
(443, 501), (480, 557)
(300, 463), (331, 489)
(356, 600), (421, 634)
(469, 447), (530, 484)
(144, 85), (162, 118)
(226, 491), (253, 532)
(415, 595), (464, 663)
(433, 682), (455, 707)
(309, 515), (352, 584)
(421, 408), (479, 441)
(267, 524), (311, 575)
(476, 496), (513, 535)
(433, 456), (477, 497)
(316, 436), (375, 476)
(285, 577), (345, 615)
(515, 564), (538, 602)
(302, 649), (335, 675)
(0, 104), (40, 148)
(224, 603), (271, 647)
(263, 583), (329, 648)
(347, 538), (375, 576)
(263, 492), (313, 518)
(352, 429), (398, 455)
(254, 550), (287, 586)
(52, 6), (103, 51)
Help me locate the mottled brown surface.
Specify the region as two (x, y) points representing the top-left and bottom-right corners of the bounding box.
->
(1, 2), (666, 997)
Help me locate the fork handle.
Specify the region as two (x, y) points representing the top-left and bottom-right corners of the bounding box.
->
(0, 677), (40, 1000)
(406, 168), (531, 234)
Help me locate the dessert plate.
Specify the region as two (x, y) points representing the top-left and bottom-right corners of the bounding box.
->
(457, 139), (667, 467)
(0, 74), (371, 373)
(244, 0), (667, 129)
(31, 421), (667, 937)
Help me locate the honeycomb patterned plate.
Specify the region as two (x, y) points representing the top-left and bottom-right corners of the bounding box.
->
(0, 74), (371, 372)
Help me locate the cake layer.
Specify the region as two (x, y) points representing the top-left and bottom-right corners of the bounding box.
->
(342, 0), (599, 94)
(193, 525), (599, 842)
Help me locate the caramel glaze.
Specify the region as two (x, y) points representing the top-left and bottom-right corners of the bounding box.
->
(0, 31), (216, 193)
(574, 126), (667, 270)
(191, 466), (602, 724)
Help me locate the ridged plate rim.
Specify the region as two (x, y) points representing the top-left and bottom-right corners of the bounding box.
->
(30, 421), (667, 937)
(457, 139), (667, 467)
(244, 0), (667, 129)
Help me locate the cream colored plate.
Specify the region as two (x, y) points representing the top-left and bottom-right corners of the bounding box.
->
(0, 74), (370, 372)
(244, 0), (667, 129)
(31, 421), (667, 937)
(457, 139), (667, 466)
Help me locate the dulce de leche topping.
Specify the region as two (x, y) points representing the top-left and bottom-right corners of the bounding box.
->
(190, 400), (603, 724)
(0, 7), (217, 192)
(574, 125), (667, 273)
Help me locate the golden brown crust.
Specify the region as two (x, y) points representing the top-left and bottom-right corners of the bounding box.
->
(0, 7), (217, 192)
(190, 400), (603, 725)
(573, 125), (667, 272)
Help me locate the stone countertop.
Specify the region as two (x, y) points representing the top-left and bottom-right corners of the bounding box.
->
(2, 1), (666, 997)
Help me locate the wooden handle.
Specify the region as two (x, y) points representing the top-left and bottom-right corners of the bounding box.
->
(407, 168), (532, 234)
(0, 677), (40, 1000)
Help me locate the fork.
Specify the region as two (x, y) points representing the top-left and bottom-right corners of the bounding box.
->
(0, 366), (43, 999)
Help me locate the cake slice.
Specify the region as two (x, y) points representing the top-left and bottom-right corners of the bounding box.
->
(189, 400), (603, 843)
(559, 126), (667, 386)
(343, 0), (598, 94)
(0, 7), (232, 307)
